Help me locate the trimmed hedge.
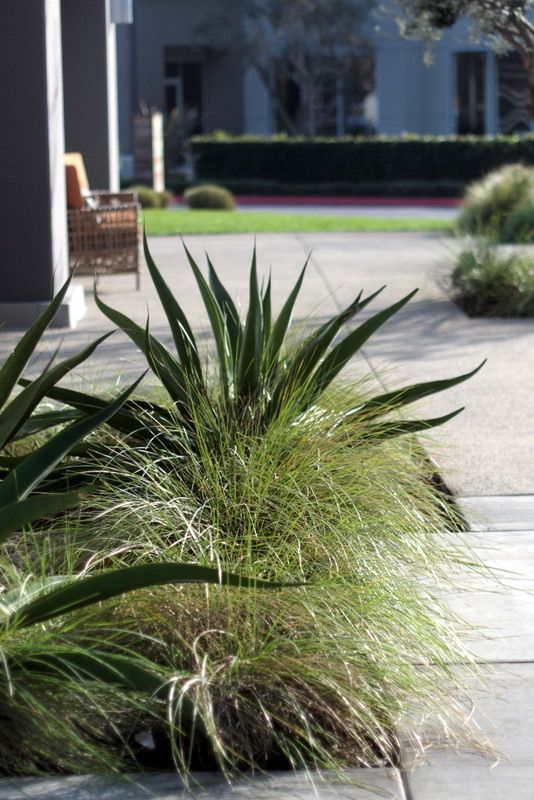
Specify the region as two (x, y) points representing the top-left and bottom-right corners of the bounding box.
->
(190, 135), (534, 190)
(168, 178), (464, 197)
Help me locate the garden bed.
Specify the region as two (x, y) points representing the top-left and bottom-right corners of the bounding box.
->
(0, 239), (484, 779)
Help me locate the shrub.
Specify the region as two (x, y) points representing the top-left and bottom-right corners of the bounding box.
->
(501, 200), (534, 244)
(28, 239), (487, 775)
(0, 277), (279, 775)
(457, 164), (534, 240)
(452, 242), (534, 316)
(191, 134), (534, 187)
(184, 183), (236, 210)
(132, 185), (173, 209)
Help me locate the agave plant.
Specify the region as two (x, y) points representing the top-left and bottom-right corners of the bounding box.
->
(34, 235), (483, 457)
(1, 274), (286, 702)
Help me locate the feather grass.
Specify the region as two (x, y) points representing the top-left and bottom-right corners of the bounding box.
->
(7, 377), (485, 776)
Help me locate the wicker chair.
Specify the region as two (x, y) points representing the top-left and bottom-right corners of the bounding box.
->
(65, 153), (141, 289)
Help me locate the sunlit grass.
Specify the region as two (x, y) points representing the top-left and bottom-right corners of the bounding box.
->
(143, 208), (452, 236)
(0, 241), (486, 780)
(17, 380), (483, 776)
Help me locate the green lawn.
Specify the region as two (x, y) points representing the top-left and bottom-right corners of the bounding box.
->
(143, 209), (453, 236)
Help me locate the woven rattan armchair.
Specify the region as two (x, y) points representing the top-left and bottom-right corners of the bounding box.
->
(65, 153), (141, 289)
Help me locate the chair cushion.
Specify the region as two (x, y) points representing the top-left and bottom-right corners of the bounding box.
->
(64, 152), (90, 209)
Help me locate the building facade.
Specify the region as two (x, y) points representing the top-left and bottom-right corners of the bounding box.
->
(375, 14), (530, 136)
(117, 0), (531, 172)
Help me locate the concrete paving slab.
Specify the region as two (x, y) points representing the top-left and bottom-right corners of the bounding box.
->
(404, 663), (534, 799)
(0, 768), (405, 800)
(407, 764), (534, 800)
(442, 529), (534, 662)
(1, 231), (532, 496)
(458, 496), (534, 531)
(298, 233), (534, 497)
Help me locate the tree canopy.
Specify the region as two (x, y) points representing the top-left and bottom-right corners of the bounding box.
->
(199, 0), (375, 135)
(394, 1), (534, 60)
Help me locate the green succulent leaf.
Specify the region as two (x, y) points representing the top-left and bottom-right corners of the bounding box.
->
(0, 491), (81, 544)
(16, 649), (172, 700)
(363, 407), (465, 442)
(18, 382), (172, 441)
(12, 409), (83, 441)
(0, 332), (113, 450)
(262, 272), (272, 346)
(0, 272), (74, 410)
(183, 242), (233, 400)
(0, 375), (144, 528)
(268, 286), (385, 420)
(348, 361), (486, 419)
(307, 289), (418, 406)
(207, 253), (241, 355)
(143, 232), (203, 385)
(264, 261), (307, 372)
(94, 290), (192, 409)
(237, 244), (263, 396)
(10, 563), (296, 628)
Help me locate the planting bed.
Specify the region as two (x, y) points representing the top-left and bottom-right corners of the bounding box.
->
(0, 239), (485, 782)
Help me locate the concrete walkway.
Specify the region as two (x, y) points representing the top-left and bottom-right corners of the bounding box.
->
(1, 232), (533, 798)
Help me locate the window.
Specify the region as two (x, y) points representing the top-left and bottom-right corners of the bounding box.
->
(498, 52), (530, 134)
(456, 52), (486, 135)
(275, 53), (375, 136)
(163, 55), (202, 134)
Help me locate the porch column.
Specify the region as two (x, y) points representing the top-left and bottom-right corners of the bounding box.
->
(0, 0), (85, 327)
(61, 0), (120, 190)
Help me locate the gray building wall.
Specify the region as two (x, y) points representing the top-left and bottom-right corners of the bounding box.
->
(132, 0), (244, 131)
(62, 0), (120, 189)
(375, 16), (499, 135)
(117, 23), (136, 153)
(118, 2), (524, 143)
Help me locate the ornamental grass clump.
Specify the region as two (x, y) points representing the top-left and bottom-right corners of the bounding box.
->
(24, 238), (487, 775)
(0, 276), (283, 776)
(44, 386), (479, 775)
(452, 242), (534, 317)
(457, 163), (534, 242)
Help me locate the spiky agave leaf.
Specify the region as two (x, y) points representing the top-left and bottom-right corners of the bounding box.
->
(39, 240), (484, 450)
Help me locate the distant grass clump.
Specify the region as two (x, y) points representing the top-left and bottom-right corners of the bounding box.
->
(452, 242), (534, 316)
(457, 163), (534, 242)
(184, 183), (236, 210)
